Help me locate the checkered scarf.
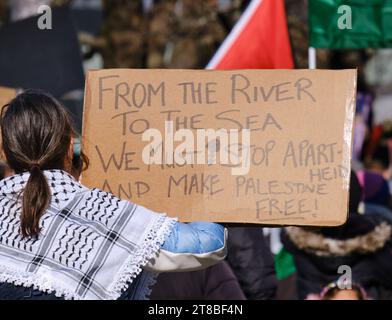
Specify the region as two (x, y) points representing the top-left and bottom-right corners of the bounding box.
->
(0, 170), (176, 300)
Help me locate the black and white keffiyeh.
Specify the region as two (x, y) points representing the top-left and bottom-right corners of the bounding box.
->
(0, 170), (176, 300)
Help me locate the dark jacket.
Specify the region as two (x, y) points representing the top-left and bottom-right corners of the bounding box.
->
(281, 213), (392, 299)
(150, 261), (246, 300)
(0, 283), (63, 300)
(226, 227), (277, 300)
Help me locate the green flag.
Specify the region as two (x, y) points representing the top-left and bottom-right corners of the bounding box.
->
(274, 248), (296, 280)
(309, 0), (392, 48)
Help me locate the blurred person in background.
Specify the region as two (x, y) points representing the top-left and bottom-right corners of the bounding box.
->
(281, 171), (392, 299)
(307, 281), (369, 300)
(357, 169), (392, 224)
(226, 227), (277, 300)
(364, 130), (391, 177)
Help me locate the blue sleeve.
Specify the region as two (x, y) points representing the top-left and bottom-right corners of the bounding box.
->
(161, 221), (225, 254)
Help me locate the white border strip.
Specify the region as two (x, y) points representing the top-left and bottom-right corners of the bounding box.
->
(206, 0), (263, 69)
(308, 47), (317, 69)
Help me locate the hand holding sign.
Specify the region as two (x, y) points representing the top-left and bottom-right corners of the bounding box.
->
(82, 69), (357, 226)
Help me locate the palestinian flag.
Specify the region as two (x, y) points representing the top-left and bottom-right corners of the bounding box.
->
(207, 0), (294, 69)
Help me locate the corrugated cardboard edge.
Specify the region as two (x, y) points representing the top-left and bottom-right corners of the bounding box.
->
(337, 69), (357, 227)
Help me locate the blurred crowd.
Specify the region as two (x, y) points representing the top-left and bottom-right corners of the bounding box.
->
(1, 0), (392, 300)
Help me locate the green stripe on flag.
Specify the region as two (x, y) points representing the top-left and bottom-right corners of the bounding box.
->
(309, 0), (392, 48)
(274, 248), (296, 280)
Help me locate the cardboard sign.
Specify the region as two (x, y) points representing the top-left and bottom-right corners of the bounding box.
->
(0, 87), (15, 108)
(82, 69), (357, 226)
(0, 86), (16, 161)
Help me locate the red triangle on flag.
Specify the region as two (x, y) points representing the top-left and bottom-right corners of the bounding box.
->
(207, 0), (294, 69)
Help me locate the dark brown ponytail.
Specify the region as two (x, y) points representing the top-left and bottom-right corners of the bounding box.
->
(21, 165), (51, 237)
(1, 89), (87, 238)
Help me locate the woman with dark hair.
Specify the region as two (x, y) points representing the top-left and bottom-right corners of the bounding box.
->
(0, 90), (226, 300)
